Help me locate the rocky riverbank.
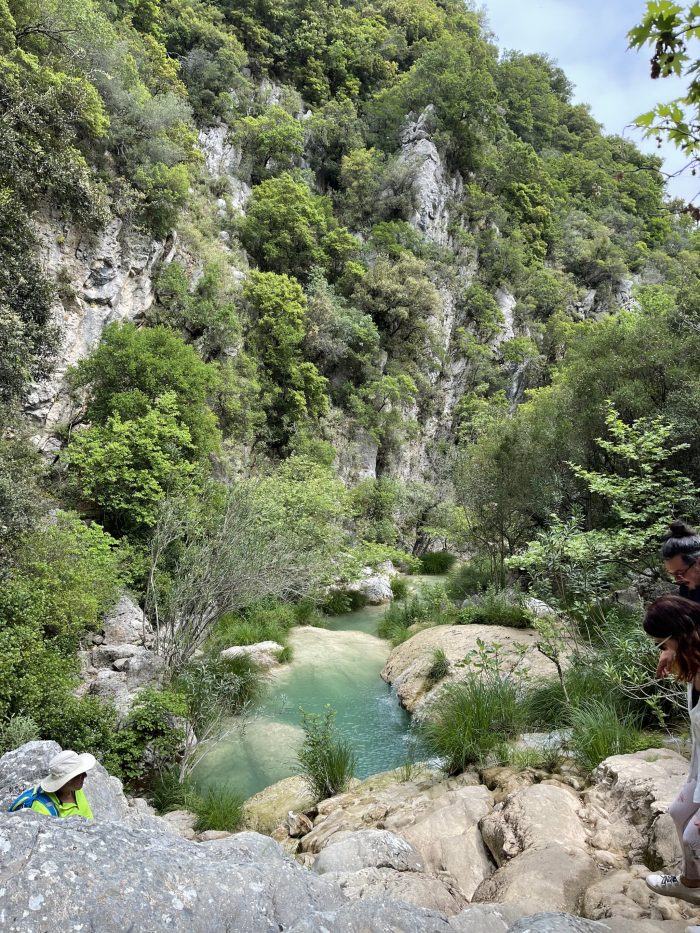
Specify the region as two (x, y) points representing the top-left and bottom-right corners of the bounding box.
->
(2, 740), (698, 931)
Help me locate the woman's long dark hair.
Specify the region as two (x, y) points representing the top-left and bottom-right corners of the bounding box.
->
(644, 595), (700, 682)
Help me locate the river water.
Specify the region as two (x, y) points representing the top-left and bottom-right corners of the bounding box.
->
(195, 592), (428, 800)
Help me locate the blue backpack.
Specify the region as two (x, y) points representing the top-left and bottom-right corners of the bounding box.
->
(8, 786), (59, 817)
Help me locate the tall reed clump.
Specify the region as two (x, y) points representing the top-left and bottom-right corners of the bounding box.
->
(567, 699), (661, 772)
(295, 705), (357, 799)
(421, 675), (524, 774)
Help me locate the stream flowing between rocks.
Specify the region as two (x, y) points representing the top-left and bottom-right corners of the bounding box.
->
(195, 579), (440, 799)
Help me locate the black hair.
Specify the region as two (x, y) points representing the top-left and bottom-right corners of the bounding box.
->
(660, 520), (700, 563)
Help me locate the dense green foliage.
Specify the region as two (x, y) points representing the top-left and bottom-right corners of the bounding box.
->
(3, 0), (698, 791)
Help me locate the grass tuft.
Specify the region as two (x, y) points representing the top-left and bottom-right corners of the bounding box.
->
(191, 785), (245, 833)
(295, 706), (357, 800)
(568, 699), (661, 772)
(421, 676), (524, 775)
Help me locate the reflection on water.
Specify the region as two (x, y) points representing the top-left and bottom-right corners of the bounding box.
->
(196, 602), (416, 799)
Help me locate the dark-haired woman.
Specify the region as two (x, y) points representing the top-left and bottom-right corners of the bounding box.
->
(643, 595), (700, 923)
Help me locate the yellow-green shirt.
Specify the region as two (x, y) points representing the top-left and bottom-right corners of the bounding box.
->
(31, 788), (93, 819)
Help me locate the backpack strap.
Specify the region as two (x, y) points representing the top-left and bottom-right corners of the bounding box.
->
(8, 786), (59, 817)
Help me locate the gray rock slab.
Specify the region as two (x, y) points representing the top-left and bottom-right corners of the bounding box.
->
(286, 897), (454, 932)
(91, 643), (148, 668)
(472, 842), (600, 915)
(448, 903), (526, 932)
(0, 812), (344, 931)
(394, 783), (494, 901)
(480, 783), (587, 866)
(102, 594), (150, 645)
(313, 829), (424, 875)
(320, 867), (465, 915)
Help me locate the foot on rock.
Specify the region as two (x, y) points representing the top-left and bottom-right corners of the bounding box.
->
(645, 873), (700, 904)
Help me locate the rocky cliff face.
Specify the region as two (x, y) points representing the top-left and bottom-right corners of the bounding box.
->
(27, 213), (174, 446)
(23, 100), (615, 489)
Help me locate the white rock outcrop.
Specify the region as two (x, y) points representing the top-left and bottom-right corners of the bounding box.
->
(220, 640), (285, 668)
(381, 624), (559, 715)
(77, 594), (164, 715)
(398, 106), (462, 247)
(28, 215), (173, 434)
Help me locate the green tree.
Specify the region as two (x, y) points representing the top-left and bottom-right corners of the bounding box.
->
(516, 403), (699, 599)
(305, 99), (365, 188)
(455, 410), (561, 586)
(0, 510), (124, 727)
(69, 322), (220, 458)
(240, 172), (358, 281)
(244, 271), (329, 448)
(236, 105), (304, 183)
(303, 272), (380, 392)
(337, 147), (387, 229)
(10, 512), (125, 648)
(353, 253), (441, 365)
(252, 453), (348, 555)
(368, 32), (500, 173)
(63, 392), (200, 535)
(496, 52), (572, 149)
(350, 477), (403, 544)
(0, 411), (47, 566)
(152, 260), (240, 358)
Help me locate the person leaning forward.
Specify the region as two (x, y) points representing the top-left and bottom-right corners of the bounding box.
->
(656, 522), (700, 680)
(28, 750), (95, 818)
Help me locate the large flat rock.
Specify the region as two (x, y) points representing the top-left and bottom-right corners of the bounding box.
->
(0, 813), (343, 931)
(472, 842), (601, 915)
(381, 624), (559, 714)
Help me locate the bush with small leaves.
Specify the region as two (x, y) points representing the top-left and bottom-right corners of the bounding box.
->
(420, 552), (456, 574)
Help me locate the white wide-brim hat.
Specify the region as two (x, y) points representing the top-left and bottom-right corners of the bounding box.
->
(41, 750), (97, 792)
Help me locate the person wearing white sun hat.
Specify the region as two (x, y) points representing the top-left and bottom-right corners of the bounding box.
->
(10, 750), (96, 819)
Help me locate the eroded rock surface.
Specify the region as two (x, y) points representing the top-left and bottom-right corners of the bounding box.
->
(381, 624), (559, 714)
(0, 812), (344, 932)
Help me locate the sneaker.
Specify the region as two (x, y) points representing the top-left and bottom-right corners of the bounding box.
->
(646, 873), (700, 904)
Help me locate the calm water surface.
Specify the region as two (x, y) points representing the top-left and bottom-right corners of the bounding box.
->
(196, 577), (441, 799)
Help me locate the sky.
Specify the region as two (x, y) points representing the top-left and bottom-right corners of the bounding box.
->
(479, 0), (697, 204)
